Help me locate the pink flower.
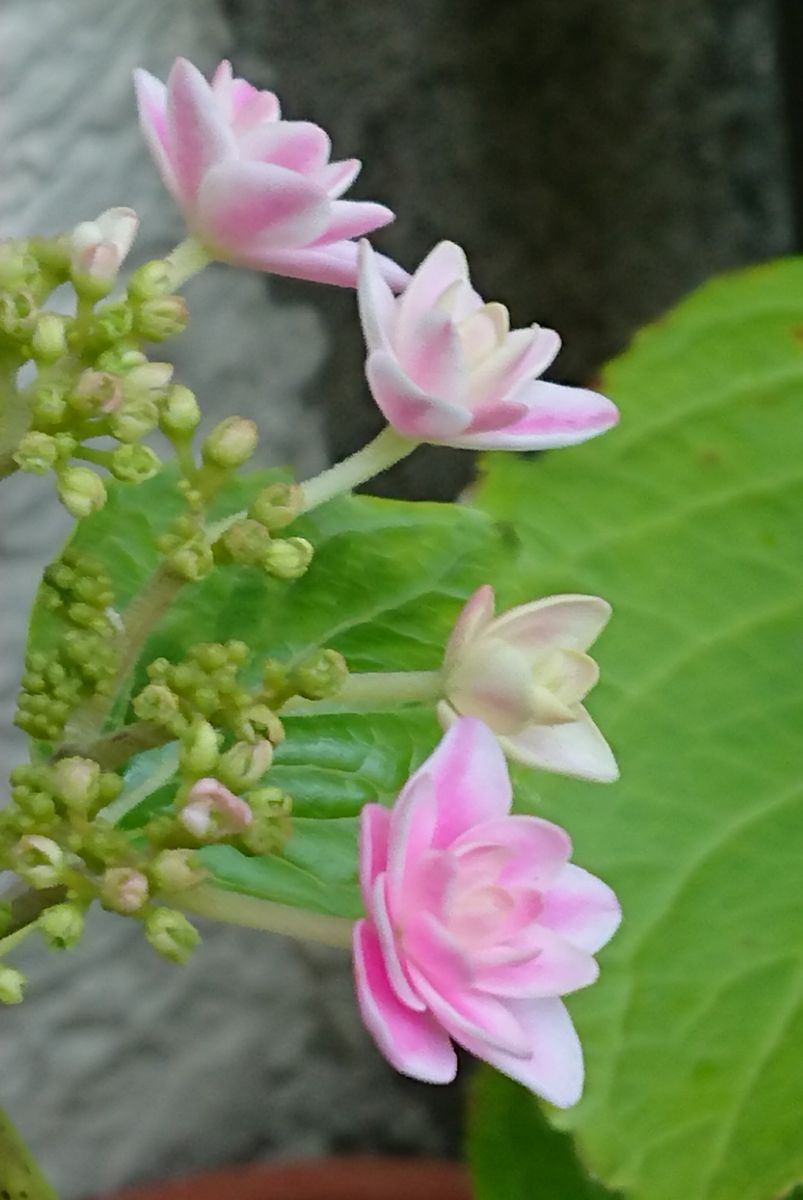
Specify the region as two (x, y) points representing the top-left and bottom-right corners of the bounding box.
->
(440, 587), (618, 783)
(353, 718), (621, 1106)
(70, 207), (139, 287)
(179, 777), (252, 840)
(358, 239), (619, 448)
(134, 58), (406, 289)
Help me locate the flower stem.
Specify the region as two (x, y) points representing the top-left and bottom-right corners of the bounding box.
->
(0, 1108), (59, 1200)
(284, 669), (443, 714)
(165, 237), (212, 288)
(175, 884), (355, 949)
(59, 719), (167, 773)
(300, 426), (418, 513)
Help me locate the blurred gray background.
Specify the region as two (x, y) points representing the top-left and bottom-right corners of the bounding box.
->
(0, 0), (793, 1195)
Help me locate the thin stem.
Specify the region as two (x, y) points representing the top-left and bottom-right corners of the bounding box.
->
(176, 884), (354, 949)
(300, 426), (418, 513)
(0, 1108), (59, 1200)
(165, 237), (212, 289)
(283, 669), (443, 715)
(60, 720), (168, 772)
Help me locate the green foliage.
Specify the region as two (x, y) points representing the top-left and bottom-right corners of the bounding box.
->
(472, 260), (803, 1200)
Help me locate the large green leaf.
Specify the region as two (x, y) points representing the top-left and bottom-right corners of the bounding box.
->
(474, 260), (803, 1200)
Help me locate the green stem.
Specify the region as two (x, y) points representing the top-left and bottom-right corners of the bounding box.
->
(165, 237), (212, 288)
(300, 426), (418, 513)
(175, 884), (354, 949)
(59, 720), (167, 773)
(284, 669), (443, 714)
(0, 1107), (59, 1199)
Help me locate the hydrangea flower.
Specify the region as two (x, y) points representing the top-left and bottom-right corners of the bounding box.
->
(358, 239), (618, 448)
(70, 207), (139, 288)
(439, 586), (618, 783)
(134, 58), (406, 288)
(354, 717), (621, 1106)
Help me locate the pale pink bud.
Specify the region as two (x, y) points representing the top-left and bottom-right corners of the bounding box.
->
(439, 586), (618, 784)
(354, 718), (621, 1106)
(71, 207), (139, 286)
(101, 867), (149, 915)
(179, 777), (252, 840)
(14, 835), (63, 889)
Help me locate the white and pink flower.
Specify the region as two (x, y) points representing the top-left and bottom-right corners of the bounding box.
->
(358, 239), (618, 449)
(353, 717), (620, 1106)
(70, 207), (139, 287)
(134, 58), (405, 289)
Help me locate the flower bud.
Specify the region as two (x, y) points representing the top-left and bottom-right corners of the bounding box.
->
(51, 756), (101, 812)
(145, 908), (200, 964)
(241, 786), (292, 855)
(0, 965), (26, 1005)
(168, 537), (214, 582)
(57, 467), (106, 518)
(292, 649), (348, 700)
(239, 703), (284, 745)
(71, 207), (139, 296)
(135, 294), (189, 341)
(70, 370), (122, 416)
(110, 443), (161, 483)
(0, 239), (36, 289)
(109, 398), (160, 443)
(32, 383), (68, 427)
(101, 867), (149, 915)
(179, 777), (253, 840)
(127, 259), (174, 301)
(0, 289), (37, 339)
(217, 739), (273, 791)
(179, 719), (220, 777)
(133, 683), (183, 731)
(39, 902), (85, 950)
(202, 417), (258, 469)
(31, 312), (68, 362)
(93, 299), (134, 342)
(13, 432), (59, 475)
(159, 384), (201, 435)
(262, 537), (314, 581)
(13, 835), (64, 888)
(149, 849), (206, 893)
(217, 518), (271, 567)
(250, 482), (303, 532)
(125, 361), (174, 395)
(95, 347), (147, 375)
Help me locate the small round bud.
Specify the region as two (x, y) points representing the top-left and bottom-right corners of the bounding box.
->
(127, 259), (174, 301)
(125, 361), (174, 395)
(70, 370), (121, 415)
(93, 299), (134, 341)
(13, 432), (59, 475)
(110, 443), (161, 483)
(168, 537), (214, 582)
(0, 239), (36, 289)
(149, 849), (206, 894)
(95, 347), (147, 375)
(179, 719), (220, 777)
(241, 787), (292, 855)
(240, 703), (284, 745)
(51, 756), (101, 812)
(262, 537), (314, 581)
(109, 398), (160, 443)
(250, 482), (303, 532)
(32, 383), (68, 427)
(217, 739), (273, 791)
(0, 288), (37, 339)
(39, 902), (85, 951)
(159, 384), (201, 436)
(179, 777), (253, 840)
(101, 867), (149, 915)
(145, 908), (200, 964)
(133, 683), (183, 731)
(292, 649), (348, 701)
(217, 519), (272, 567)
(135, 294), (189, 341)
(31, 312), (69, 361)
(13, 835), (64, 889)
(57, 467), (106, 519)
(202, 417), (258, 469)
(0, 965), (26, 1005)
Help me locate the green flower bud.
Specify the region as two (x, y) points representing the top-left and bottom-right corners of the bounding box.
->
(159, 384), (201, 436)
(32, 383), (68, 427)
(292, 649), (348, 701)
(202, 417), (258, 469)
(0, 288), (37, 339)
(127, 259), (174, 301)
(239, 703), (284, 745)
(262, 537), (314, 581)
(144, 907), (200, 964)
(31, 312), (68, 361)
(149, 849), (206, 894)
(69, 370), (121, 417)
(0, 240), (36, 289)
(250, 481), (303, 532)
(168, 537), (214, 582)
(95, 347), (147, 375)
(217, 739), (273, 791)
(217, 518), (272, 567)
(51, 756), (101, 813)
(101, 867), (149, 915)
(0, 965), (26, 1005)
(39, 902), (85, 951)
(110, 398), (160, 443)
(241, 786), (292, 855)
(13, 835), (64, 888)
(29, 234), (71, 277)
(13, 432), (59, 475)
(135, 295), (189, 341)
(92, 299), (134, 342)
(110, 443), (161, 483)
(133, 683), (183, 731)
(179, 718), (220, 777)
(57, 467), (106, 518)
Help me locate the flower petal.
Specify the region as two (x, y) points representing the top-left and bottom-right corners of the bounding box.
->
(354, 920), (457, 1083)
(166, 58), (236, 202)
(489, 594), (612, 655)
(386, 771), (438, 917)
(365, 350), (470, 440)
(396, 309), (467, 404)
(453, 814), (571, 889)
(312, 158), (362, 197)
(469, 326), (561, 410)
(539, 863), (622, 954)
(443, 585), (496, 672)
(474, 925), (598, 998)
(197, 161), (330, 252)
(254, 243), (408, 290)
(458, 996), (584, 1107)
(451, 381), (619, 450)
(359, 803), (390, 908)
(425, 717), (513, 848)
(396, 242), (473, 349)
(358, 240), (397, 352)
(501, 706), (619, 783)
(409, 960), (530, 1058)
(238, 120), (331, 170)
(372, 874), (427, 1011)
(133, 69), (180, 200)
(312, 200), (394, 245)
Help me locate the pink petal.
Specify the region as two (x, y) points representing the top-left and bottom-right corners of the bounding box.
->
(358, 240), (397, 352)
(166, 58), (236, 203)
(311, 158), (362, 197)
(459, 996), (584, 1107)
(443, 585), (496, 672)
(539, 863), (622, 954)
(365, 350), (470, 440)
(465, 398), (529, 435)
(409, 961), (530, 1058)
(133, 69), (180, 200)
(238, 120), (331, 171)
(353, 920), (457, 1083)
(252, 243), (408, 290)
(453, 815), (571, 889)
(396, 309), (467, 404)
(196, 161), (331, 252)
(468, 327), (561, 410)
(312, 200), (394, 245)
(404, 910), (471, 998)
(372, 874), (426, 1011)
(501, 706), (619, 783)
(474, 926), (598, 998)
(489, 594), (612, 655)
(451, 381), (619, 451)
(386, 772), (438, 917)
(359, 803), (390, 907)
(425, 717), (512, 848)
(396, 242), (471, 350)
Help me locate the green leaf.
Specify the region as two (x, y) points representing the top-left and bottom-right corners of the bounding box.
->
(468, 1068), (618, 1200)
(476, 259), (803, 1200)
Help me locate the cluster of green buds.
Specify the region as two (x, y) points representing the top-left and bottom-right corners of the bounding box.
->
(15, 547), (119, 741)
(215, 480), (312, 581)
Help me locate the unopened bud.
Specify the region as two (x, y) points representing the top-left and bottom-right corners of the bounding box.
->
(293, 649), (348, 700)
(202, 417), (258, 469)
(32, 383), (68, 427)
(31, 312), (68, 361)
(57, 467), (106, 518)
(168, 537), (214, 582)
(159, 384), (201, 435)
(250, 482), (303, 532)
(133, 683), (183, 730)
(217, 518), (271, 567)
(262, 537), (314, 581)
(95, 347), (147, 375)
(51, 756), (101, 812)
(240, 703), (284, 745)
(179, 776), (252, 840)
(150, 849), (206, 893)
(70, 370), (121, 415)
(125, 361), (174, 395)
(71, 207), (139, 296)
(217, 739), (273, 791)
(127, 259), (174, 301)
(179, 719), (220, 777)
(0, 965), (26, 1005)
(135, 294), (188, 341)
(110, 443), (161, 483)
(0, 239), (36, 290)
(13, 835), (64, 888)
(101, 867), (149, 915)
(241, 787), (292, 855)
(109, 398), (160, 443)
(145, 907), (200, 964)
(14, 432), (59, 475)
(39, 902), (85, 950)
